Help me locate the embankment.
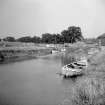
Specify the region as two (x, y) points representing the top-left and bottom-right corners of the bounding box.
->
(0, 46), (52, 63)
(71, 49), (105, 105)
(60, 42), (105, 105)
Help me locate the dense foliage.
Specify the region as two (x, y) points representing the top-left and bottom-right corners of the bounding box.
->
(41, 33), (64, 44)
(97, 33), (105, 39)
(3, 36), (16, 42)
(61, 26), (83, 43)
(97, 33), (105, 46)
(17, 36), (32, 43)
(0, 26), (84, 43)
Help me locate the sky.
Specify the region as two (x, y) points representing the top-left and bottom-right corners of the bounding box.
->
(0, 0), (105, 38)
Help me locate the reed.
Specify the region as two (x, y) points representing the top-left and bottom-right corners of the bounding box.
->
(72, 77), (105, 105)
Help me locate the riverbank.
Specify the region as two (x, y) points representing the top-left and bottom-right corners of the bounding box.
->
(61, 43), (105, 105)
(70, 50), (105, 105)
(0, 43), (53, 64)
(0, 42), (100, 64)
(1, 42), (105, 105)
(63, 42), (100, 65)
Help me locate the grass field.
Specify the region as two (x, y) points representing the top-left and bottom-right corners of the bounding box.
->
(71, 47), (105, 105)
(58, 42), (105, 105)
(0, 42), (53, 63)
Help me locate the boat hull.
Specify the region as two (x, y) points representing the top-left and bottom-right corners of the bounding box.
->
(62, 67), (82, 77)
(61, 57), (88, 78)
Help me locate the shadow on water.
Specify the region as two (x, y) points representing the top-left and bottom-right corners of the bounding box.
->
(0, 52), (5, 62)
(61, 53), (76, 66)
(63, 73), (84, 79)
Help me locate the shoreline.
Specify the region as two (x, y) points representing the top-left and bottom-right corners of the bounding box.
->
(0, 47), (53, 64)
(0, 42), (100, 65)
(0, 53), (54, 65)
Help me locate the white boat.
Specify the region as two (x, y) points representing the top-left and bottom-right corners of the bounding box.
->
(61, 48), (66, 52)
(75, 57), (88, 67)
(62, 63), (83, 77)
(61, 57), (88, 77)
(51, 50), (59, 54)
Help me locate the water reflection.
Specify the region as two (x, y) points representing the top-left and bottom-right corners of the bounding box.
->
(41, 53), (77, 66)
(61, 53), (76, 66)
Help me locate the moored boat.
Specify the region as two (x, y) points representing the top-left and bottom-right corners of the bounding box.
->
(51, 50), (59, 54)
(61, 57), (88, 78)
(62, 63), (83, 78)
(77, 57), (88, 67)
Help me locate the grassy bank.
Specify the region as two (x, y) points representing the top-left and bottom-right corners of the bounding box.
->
(0, 42), (52, 63)
(63, 42), (100, 65)
(72, 77), (105, 105)
(72, 50), (105, 105)
(60, 42), (105, 105)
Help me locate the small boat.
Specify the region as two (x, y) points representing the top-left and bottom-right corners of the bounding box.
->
(62, 63), (83, 78)
(74, 57), (88, 67)
(61, 48), (66, 52)
(61, 57), (88, 78)
(51, 50), (59, 54)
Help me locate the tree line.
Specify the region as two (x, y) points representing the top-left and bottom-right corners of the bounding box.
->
(0, 26), (84, 44)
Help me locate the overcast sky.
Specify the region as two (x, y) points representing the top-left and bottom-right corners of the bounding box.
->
(0, 0), (105, 38)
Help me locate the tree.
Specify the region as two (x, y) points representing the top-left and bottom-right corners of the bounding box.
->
(31, 36), (41, 43)
(61, 26), (84, 43)
(41, 33), (52, 43)
(52, 34), (64, 44)
(3, 36), (16, 42)
(17, 36), (32, 43)
(97, 33), (105, 39)
(51, 34), (58, 44)
(97, 33), (105, 46)
(41, 33), (64, 44)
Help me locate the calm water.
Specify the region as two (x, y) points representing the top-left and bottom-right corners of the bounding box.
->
(0, 53), (76, 105)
